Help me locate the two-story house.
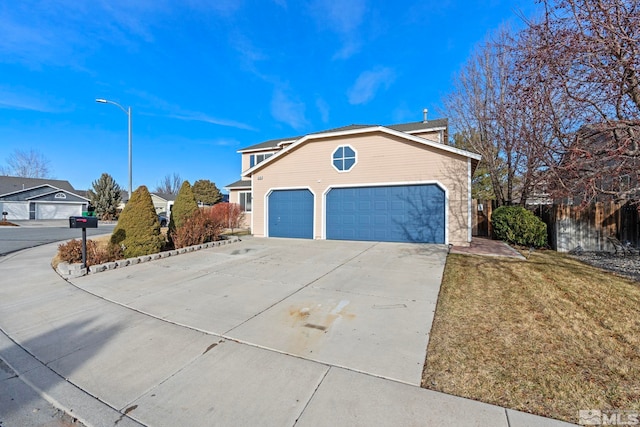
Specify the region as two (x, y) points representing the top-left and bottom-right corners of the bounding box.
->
(225, 118), (480, 246)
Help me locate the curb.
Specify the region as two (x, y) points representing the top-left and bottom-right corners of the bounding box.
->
(56, 236), (240, 278)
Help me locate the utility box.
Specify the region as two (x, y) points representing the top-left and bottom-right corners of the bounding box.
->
(69, 216), (98, 229)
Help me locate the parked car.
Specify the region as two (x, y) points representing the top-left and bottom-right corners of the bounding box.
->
(158, 213), (168, 227)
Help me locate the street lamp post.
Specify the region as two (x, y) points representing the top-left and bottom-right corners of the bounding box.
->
(95, 98), (132, 199)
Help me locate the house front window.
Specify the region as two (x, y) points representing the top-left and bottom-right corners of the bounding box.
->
(332, 145), (357, 172)
(250, 153), (273, 168)
(239, 191), (252, 212)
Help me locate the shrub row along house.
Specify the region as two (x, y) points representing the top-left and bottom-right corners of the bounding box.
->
(226, 118), (480, 246)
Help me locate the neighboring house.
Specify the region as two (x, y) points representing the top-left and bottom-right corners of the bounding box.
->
(0, 176), (89, 220)
(116, 190), (129, 211)
(150, 192), (176, 217)
(225, 118), (481, 246)
(553, 120), (640, 203)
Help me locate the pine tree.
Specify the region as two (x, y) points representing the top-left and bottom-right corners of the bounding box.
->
(110, 185), (164, 257)
(192, 179), (222, 205)
(86, 173), (122, 220)
(168, 180), (199, 232)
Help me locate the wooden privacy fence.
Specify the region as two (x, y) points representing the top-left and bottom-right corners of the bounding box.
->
(534, 202), (639, 253)
(471, 199), (496, 238)
(471, 199), (639, 252)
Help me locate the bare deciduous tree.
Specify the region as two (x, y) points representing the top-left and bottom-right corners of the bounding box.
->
(448, 0), (640, 205)
(0, 149), (52, 178)
(515, 0), (640, 202)
(444, 26), (545, 206)
(155, 173), (183, 195)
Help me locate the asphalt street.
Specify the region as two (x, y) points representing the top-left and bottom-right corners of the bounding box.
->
(0, 220), (116, 256)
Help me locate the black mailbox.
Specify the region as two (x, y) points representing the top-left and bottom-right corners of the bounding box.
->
(69, 216), (98, 228)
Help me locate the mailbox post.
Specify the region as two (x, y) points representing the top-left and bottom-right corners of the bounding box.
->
(69, 216), (98, 269)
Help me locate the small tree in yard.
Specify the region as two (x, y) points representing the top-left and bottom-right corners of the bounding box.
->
(86, 173), (122, 220)
(168, 181), (199, 246)
(209, 203), (245, 233)
(110, 185), (164, 258)
(192, 179), (222, 205)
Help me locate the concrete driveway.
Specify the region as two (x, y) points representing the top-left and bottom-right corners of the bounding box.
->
(73, 237), (447, 385)
(0, 237), (576, 426)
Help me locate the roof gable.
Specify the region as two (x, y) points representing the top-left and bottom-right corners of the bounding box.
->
(237, 119), (450, 153)
(26, 189), (89, 202)
(151, 192), (177, 202)
(242, 125), (481, 177)
(0, 184), (89, 202)
(0, 176), (76, 195)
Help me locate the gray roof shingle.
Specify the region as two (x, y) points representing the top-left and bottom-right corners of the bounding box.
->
(237, 119), (449, 152)
(387, 118), (448, 132)
(225, 179), (252, 189)
(0, 176), (77, 196)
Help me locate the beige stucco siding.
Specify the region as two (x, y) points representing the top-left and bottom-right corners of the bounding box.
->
(250, 131), (471, 245)
(408, 130), (442, 142)
(241, 154), (251, 173)
(228, 188), (252, 229)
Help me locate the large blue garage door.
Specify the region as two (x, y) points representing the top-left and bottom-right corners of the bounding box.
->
(268, 189), (314, 239)
(326, 184), (445, 243)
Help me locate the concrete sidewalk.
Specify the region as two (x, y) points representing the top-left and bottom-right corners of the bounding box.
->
(0, 239), (576, 427)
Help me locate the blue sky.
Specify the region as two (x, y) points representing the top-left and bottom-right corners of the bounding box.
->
(0, 0), (539, 192)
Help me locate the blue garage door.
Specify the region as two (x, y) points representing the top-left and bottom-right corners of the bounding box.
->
(326, 185), (445, 243)
(268, 189), (314, 239)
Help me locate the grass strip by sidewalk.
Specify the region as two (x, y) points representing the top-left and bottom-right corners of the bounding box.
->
(422, 250), (640, 423)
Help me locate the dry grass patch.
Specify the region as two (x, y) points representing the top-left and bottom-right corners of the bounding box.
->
(422, 250), (640, 423)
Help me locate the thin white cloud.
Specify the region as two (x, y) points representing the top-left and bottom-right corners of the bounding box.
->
(130, 90), (256, 131)
(348, 67), (395, 105)
(187, 0), (243, 16)
(332, 41), (361, 61)
(309, 0), (367, 60)
(0, 87), (64, 113)
(167, 112), (256, 131)
(316, 97), (330, 123)
(312, 0), (366, 34)
(211, 138), (240, 147)
(231, 33), (268, 64)
(271, 89), (309, 130)
(0, 1), (243, 68)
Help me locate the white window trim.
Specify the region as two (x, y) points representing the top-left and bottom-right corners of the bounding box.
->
(331, 144), (358, 173)
(54, 192), (67, 199)
(239, 191), (252, 213)
(250, 152), (274, 168)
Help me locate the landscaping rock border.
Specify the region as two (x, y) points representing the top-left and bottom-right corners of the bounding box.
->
(571, 251), (640, 283)
(56, 236), (240, 279)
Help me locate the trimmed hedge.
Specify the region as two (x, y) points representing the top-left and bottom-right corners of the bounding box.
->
(110, 185), (164, 258)
(491, 206), (547, 248)
(168, 180), (199, 236)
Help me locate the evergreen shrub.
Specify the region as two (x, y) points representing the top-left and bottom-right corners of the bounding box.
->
(110, 185), (164, 257)
(168, 181), (199, 242)
(491, 206), (547, 248)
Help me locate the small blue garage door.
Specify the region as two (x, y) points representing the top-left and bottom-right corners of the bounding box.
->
(326, 184), (445, 243)
(268, 189), (314, 239)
